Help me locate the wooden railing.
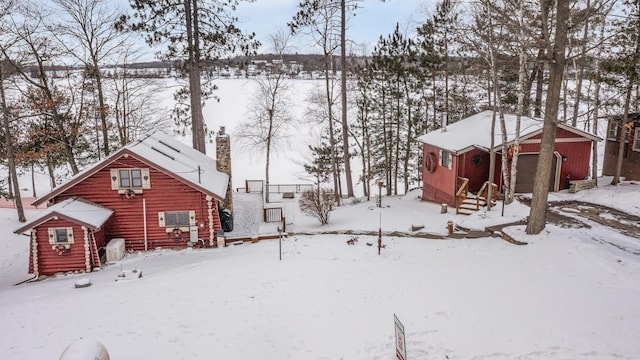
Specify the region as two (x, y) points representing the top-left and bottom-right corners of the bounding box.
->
(455, 177), (470, 214)
(243, 180), (264, 193)
(264, 207), (286, 232)
(456, 178), (498, 215)
(264, 207), (283, 223)
(476, 181), (499, 209)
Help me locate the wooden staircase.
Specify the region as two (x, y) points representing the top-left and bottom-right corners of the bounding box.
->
(456, 177), (499, 215)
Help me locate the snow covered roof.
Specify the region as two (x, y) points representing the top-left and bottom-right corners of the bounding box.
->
(32, 130), (228, 206)
(417, 110), (600, 155)
(14, 197), (113, 234)
(417, 111), (544, 154)
(124, 130), (229, 199)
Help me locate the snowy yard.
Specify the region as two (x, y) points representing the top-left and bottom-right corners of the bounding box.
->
(1, 180), (639, 359)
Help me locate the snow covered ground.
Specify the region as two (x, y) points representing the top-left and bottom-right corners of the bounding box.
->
(1, 177), (640, 359)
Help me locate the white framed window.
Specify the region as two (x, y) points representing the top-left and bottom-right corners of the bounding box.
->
(608, 122), (631, 142)
(633, 128), (640, 151)
(110, 168), (150, 190)
(608, 121), (618, 139)
(47, 227), (74, 245)
(439, 149), (452, 170)
(158, 210), (196, 229)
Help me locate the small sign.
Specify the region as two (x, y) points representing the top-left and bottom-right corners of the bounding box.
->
(394, 314), (406, 360)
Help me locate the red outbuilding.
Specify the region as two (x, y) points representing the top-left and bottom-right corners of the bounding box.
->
(602, 113), (640, 180)
(14, 130), (229, 277)
(417, 111), (600, 211)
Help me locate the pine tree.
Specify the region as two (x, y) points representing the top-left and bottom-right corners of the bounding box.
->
(117, 0), (258, 154)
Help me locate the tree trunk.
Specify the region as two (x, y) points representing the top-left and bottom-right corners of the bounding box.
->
(324, 57), (340, 204)
(184, 0), (206, 154)
(340, 0), (353, 197)
(526, 0), (570, 234)
(93, 61), (110, 157)
(508, 0), (527, 204)
(571, 0), (591, 127)
(0, 66), (26, 222)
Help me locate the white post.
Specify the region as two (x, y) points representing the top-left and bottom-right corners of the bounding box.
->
(143, 198), (148, 251)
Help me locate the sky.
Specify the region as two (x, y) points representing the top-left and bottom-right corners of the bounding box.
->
(234, 0), (429, 54)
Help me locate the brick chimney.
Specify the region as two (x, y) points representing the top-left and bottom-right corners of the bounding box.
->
(216, 126), (233, 212)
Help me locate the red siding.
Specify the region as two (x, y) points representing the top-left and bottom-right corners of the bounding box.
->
(421, 126), (596, 202)
(458, 148), (490, 192)
(602, 119), (640, 180)
(421, 144), (457, 206)
(53, 156), (222, 251)
(28, 219), (103, 276)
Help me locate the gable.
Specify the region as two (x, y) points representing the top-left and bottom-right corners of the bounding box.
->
(33, 131), (228, 206)
(15, 197), (113, 234)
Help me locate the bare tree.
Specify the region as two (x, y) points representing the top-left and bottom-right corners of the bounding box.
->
(526, 0), (571, 234)
(0, 4), (82, 174)
(236, 30), (293, 203)
(0, 5), (26, 222)
(50, 0), (128, 158)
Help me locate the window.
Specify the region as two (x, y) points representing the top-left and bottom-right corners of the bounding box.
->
(634, 128), (640, 151)
(608, 121), (618, 139)
(119, 169), (142, 188)
(608, 122), (631, 142)
(158, 210), (196, 229)
(439, 150), (452, 169)
(165, 211), (190, 227)
(110, 168), (150, 190)
(47, 227), (75, 245)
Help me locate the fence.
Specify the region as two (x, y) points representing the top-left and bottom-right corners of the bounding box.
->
(264, 207), (286, 232)
(266, 183), (314, 194)
(238, 181), (314, 195)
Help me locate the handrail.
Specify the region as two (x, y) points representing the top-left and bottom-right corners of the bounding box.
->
(455, 177), (469, 198)
(476, 181), (498, 209)
(455, 177), (470, 214)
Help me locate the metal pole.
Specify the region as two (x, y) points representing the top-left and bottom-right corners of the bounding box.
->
(501, 185), (506, 217)
(278, 227), (282, 261)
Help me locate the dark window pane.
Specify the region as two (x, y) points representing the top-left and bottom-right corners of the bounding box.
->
(119, 170), (131, 187)
(165, 212), (178, 226)
(131, 169), (142, 187)
(56, 229), (68, 243)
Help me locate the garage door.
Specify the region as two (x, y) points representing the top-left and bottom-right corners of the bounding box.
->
(515, 153), (557, 193)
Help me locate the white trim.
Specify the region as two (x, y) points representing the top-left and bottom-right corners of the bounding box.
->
(553, 151), (562, 192)
(207, 196), (214, 246)
(158, 212), (165, 227)
(31, 229), (39, 277)
(519, 137), (593, 145)
(110, 168), (119, 190)
(633, 128), (640, 151)
(189, 210), (197, 226)
(82, 226), (91, 273)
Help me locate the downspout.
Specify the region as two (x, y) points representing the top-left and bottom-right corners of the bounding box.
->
(453, 152), (459, 206)
(143, 198), (148, 251)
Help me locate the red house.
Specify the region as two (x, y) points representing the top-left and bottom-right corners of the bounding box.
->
(417, 111), (600, 209)
(14, 131), (229, 277)
(602, 113), (640, 180)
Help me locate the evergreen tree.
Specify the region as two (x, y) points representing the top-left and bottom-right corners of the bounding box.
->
(117, 0), (258, 154)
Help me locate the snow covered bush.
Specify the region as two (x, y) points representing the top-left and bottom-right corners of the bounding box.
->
(298, 188), (335, 225)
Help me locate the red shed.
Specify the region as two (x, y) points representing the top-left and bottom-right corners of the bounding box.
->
(14, 197), (113, 276)
(14, 131), (229, 277)
(417, 111), (600, 209)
